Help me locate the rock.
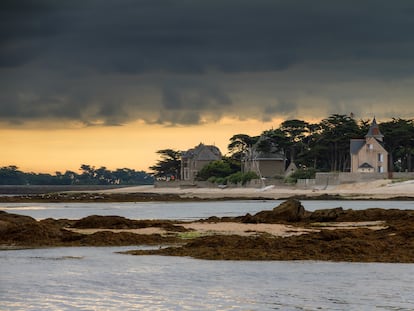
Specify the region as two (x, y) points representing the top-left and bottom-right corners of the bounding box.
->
(310, 207), (344, 221)
(271, 199), (306, 221)
(0, 211), (37, 225)
(241, 199), (305, 223)
(72, 215), (136, 229)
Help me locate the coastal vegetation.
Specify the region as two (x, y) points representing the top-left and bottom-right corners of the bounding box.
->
(227, 115), (414, 174)
(0, 165), (153, 186)
(151, 114), (414, 181)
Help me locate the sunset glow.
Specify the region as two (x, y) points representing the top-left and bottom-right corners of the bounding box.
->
(1, 118), (288, 173)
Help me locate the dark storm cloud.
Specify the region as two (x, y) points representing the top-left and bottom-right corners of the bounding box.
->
(263, 101), (298, 122)
(1, 0), (414, 125)
(162, 82), (231, 110)
(4, 0), (414, 73)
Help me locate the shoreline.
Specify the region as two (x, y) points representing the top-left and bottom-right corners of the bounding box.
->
(0, 179), (413, 202)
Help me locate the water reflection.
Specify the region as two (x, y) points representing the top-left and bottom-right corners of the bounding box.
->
(1, 247), (413, 310)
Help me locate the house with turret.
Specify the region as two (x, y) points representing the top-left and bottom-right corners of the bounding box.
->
(350, 118), (388, 173)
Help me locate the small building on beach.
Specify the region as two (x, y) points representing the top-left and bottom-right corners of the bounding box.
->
(243, 136), (286, 178)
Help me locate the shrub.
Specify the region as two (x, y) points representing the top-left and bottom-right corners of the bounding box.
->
(215, 177), (228, 185)
(226, 171), (259, 185)
(227, 172), (243, 184)
(285, 168), (316, 184)
(196, 160), (234, 181)
(241, 171), (259, 185)
(207, 176), (217, 183)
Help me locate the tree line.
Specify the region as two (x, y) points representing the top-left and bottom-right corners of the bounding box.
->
(0, 165), (154, 185)
(151, 114), (414, 180)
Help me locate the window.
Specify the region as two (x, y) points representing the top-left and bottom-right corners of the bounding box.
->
(378, 166), (383, 173)
(378, 153), (383, 162)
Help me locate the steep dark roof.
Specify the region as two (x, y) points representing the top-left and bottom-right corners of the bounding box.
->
(181, 143), (221, 160)
(365, 117), (384, 141)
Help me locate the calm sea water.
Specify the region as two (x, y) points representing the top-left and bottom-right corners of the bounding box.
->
(1, 246), (413, 310)
(1, 201), (413, 310)
(1, 200), (413, 220)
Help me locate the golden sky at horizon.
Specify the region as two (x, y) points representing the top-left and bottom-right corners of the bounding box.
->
(1, 117), (287, 174)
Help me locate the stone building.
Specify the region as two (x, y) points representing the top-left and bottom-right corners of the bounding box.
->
(243, 141), (286, 178)
(350, 118), (388, 173)
(181, 143), (222, 181)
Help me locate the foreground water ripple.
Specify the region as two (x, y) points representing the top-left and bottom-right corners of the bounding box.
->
(1, 246), (414, 310)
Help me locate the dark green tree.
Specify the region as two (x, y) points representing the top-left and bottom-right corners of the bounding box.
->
(0, 165), (153, 185)
(228, 134), (259, 161)
(0, 166), (26, 185)
(279, 119), (310, 165)
(256, 129), (290, 160)
(380, 118), (414, 172)
(112, 168), (153, 184)
(150, 149), (181, 179)
(196, 158), (239, 181)
(318, 114), (360, 171)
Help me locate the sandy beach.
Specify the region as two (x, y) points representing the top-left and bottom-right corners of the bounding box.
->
(100, 179), (414, 200)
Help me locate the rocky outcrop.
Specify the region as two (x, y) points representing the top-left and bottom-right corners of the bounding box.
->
(0, 211), (74, 246)
(0, 211), (179, 247)
(2, 200), (414, 262)
(125, 225), (414, 262)
(310, 207), (344, 221)
(71, 215), (189, 232)
(240, 199), (306, 223)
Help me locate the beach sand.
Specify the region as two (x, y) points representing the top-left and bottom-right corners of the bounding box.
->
(67, 221), (387, 237)
(99, 179), (414, 200)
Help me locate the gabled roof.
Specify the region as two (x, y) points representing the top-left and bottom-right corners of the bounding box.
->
(197, 146), (221, 161)
(350, 139), (365, 154)
(181, 143), (221, 160)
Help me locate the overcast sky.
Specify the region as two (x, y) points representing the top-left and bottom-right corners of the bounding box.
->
(1, 0), (414, 129)
(2, 1), (414, 173)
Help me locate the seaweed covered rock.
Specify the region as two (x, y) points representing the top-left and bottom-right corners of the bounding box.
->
(310, 207), (344, 221)
(241, 199), (306, 223)
(77, 231), (177, 246)
(0, 211), (180, 247)
(0, 211), (70, 245)
(72, 215), (137, 229)
(71, 215), (189, 232)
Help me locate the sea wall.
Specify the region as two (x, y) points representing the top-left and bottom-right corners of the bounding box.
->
(154, 179), (285, 189)
(315, 172), (414, 186)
